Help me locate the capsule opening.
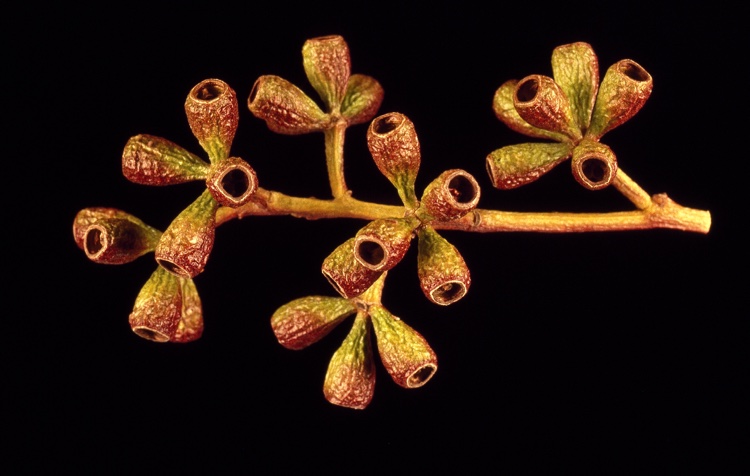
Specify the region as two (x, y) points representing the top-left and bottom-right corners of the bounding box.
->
(515, 76), (540, 103)
(573, 155), (615, 190)
(447, 173), (479, 206)
(192, 80), (226, 102)
(619, 60), (650, 82)
(406, 364), (437, 388)
(156, 259), (193, 279)
(132, 327), (170, 343)
(372, 113), (403, 134)
(429, 281), (467, 305)
(356, 240), (386, 268)
(84, 227), (105, 255)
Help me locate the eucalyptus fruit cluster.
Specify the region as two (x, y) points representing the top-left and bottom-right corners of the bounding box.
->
(72, 35), (710, 409)
(486, 41), (653, 191)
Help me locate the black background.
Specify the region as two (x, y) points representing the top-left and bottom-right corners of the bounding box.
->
(9, 2), (745, 473)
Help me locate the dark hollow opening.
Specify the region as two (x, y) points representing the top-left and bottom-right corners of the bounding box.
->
(323, 272), (346, 298)
(85, 229), (104, 254)
(248, 80), (260, 104)
(620, 61), (650, 82)
(373, 114), (402, 134)
(195, 81), (225, 101)
(448, 175), (477, 204)
(156, 259), (190, 279)
(408, 365), (436, 387)
(515, 78), (539, 102)
(357, 241), (385, 266)
(581, 157), (608, 183)
(433, 282), (465, 303)
(221, 169), (251, 198)
(133, 328), (168, 343)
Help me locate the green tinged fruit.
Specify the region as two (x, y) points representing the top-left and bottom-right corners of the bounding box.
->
(271, 296), (357, 350)
(489, 42), (652, 190)
(417, 227), (471, 306)
(369, 305), (437, 388)
(323, 313), (376, 409)
(122, 134), (210, 185)
(302, 35), (351, 112)
(155, 189), (219, 279)
(486, 142), (573, 189)
(551, 42), (599, 132)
